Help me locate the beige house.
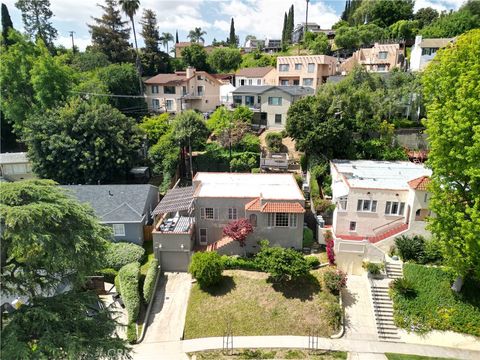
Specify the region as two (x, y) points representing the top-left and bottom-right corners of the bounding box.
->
(235, 66), (277, 87)
(231, 85), (314, 129)
(341, 43), (405, 74)
(410, 35), (454, 71)
(276, 55), (337, 89)
(151, 173), (305, 271)
(330, 160), (432, 243)
(144, 67), (222, 113)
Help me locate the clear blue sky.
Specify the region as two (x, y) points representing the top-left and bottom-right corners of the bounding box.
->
(2, 0), (464, 51)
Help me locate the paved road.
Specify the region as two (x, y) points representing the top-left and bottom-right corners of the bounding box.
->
(133, 272), (192, 360)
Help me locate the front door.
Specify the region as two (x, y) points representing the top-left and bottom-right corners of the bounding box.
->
(199, 228), (207, 245)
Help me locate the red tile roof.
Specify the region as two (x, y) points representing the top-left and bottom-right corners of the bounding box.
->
(144, 73), (186, 84)
(245, 198), (304, 213)
(408, 176), (431, 191)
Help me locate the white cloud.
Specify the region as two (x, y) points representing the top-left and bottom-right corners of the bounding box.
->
(414, 0), (465, 12)
(216, 0), (339, 41)
(56, 35), (91, 51)
(213, 19), (231, 32)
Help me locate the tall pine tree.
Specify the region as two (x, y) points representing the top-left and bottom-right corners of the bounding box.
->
(88, 0), (133, 63)
(229, 17), (236, 47)
(282, 12), (287, 47)
(1, 3), (14, 47)
(15, 0), (57, 50)
(285, 4), (294, 45)
(140, 8), (169, 75)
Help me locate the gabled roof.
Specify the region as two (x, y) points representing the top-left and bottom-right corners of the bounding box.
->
(235, 66), (275, 77)
(408, 176), (431, 191)
(232, 85), (314, 97)
(62, 185), (157, 223)
(245, 198), (305, 213)
(144, 73), (186, 85)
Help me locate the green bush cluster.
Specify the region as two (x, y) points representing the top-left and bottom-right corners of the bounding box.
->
(390, 278), (416, 298)
(303, 228), (314, 247)
(265, 132), (283, 153)
(394, 235), (443, 264)
(195, 143), (259, 173)
(323, 268), (347, 294)
(118, 262), (141, 323)
(189, 252), (224, 288)
(363, 262), (384, 275)
(143, 259), (159, 304)
(325, 301), (343, 330)
(221, 255), (263, 271)
(114, 274), (121, 295)
(105, 242), (145, 270)
(305, 256), (320, 269)
(96, 268), (118, 283)
(126, 322), (137, 344)
(391, 263), (480, 336)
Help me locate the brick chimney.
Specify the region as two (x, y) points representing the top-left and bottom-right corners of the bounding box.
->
(186, 66), (195, 79)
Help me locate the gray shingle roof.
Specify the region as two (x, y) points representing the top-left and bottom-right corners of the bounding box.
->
(232, 85), (314, 97)
(61, 185), (157, 223)
(153, 186), (194, 214)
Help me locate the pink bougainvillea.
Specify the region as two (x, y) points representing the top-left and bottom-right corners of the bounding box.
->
(325, 230), (335, 265)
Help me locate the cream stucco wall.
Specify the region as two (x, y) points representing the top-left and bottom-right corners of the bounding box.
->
(276, 55), (337, 89)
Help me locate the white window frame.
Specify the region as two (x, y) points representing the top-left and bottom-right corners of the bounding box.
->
(385, 201), (405, 216)
(275, 114), (282, 124)
(349, 221), (356, 231)
(201, 207), (218, 220)
(268, 97), (282, 106)
(267, 213), (275, 227)
(165, 99), (174, 111)
(152, 99), (160, 110)
(228, 208), (238, 220)
(294, 63), (302, 70)
(248, 79), (253, 85)
(378, 51), (388, 59)
(151, 85), (159, 94)
(338, 197), (348, 211)
(275, 213), (289, 227)
(356, 199), (377, 212)
(112, 223), (125, 236)
(289, 214), (297, 228)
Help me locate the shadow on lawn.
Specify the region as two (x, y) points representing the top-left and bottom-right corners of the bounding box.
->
(202, 275), (236, 296)
(271, 273), (321, 301)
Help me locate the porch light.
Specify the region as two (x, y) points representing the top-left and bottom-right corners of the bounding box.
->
(180, 244), (184, 249)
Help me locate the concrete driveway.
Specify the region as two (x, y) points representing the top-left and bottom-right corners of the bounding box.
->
(142, 272), (192, 343)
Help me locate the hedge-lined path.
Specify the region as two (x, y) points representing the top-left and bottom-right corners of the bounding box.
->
(142, 272), (192, 343)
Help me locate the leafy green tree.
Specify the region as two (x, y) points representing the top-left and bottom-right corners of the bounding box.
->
(357, 23), (388, 46)
(414, 7), (439, 28)
(139, 113), (171, 145)
(148, 129), (179, 191)
(389, 19), (420, 40)
(240, 50), (276, 68)
(88, 0), (133, 63)
(181, 43), (209, 71)
(172, 110), (209, 150)
(421, 8), (480, 38)
(23, 99), (143, 184)
(15, 0), (57, 49)
(1, 3), (14, 47)
(335, 23), (387, 50)
(187, 27), (206, 43)
(189, 251), (224, 288)
(334, 25), (359, 49)
(352, 0), (414, 27)
(423, 29), (480, 280)
(207, 47), (242, 73)
(1, 290), (129, 359)
(96, 63), (147, 117)
(304, 32), (329, 55)
(71, 50), (111, 71)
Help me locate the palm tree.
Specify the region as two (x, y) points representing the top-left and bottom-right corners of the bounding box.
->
(119, 0), (142, 92)
(160, 32), (174, 54)
(187, 27), (206, 43)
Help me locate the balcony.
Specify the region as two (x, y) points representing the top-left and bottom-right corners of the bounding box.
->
(182, 92), (203, 100)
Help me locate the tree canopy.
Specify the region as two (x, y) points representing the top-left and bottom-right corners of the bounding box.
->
(207, 47), (242, 73)
(181, 43), (209, 71)
(423, 29), (480, 280)
(15, 0), (57, 49)
(22, 99), (143, 184)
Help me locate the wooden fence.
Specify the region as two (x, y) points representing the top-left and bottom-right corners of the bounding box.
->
(143, 225), (154, 242)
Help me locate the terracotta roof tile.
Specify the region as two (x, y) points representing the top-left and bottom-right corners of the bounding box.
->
(245, 198), (262, 211)
(245, 198), (304, 213)
(408, 176), (431, 191)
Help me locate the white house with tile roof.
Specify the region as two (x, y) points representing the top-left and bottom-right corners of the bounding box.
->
(330, 160), (432, 243)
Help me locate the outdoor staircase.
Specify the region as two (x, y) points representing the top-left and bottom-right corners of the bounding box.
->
(206, 236), (235, 252)
(367, 223), (409, 243)
(370, 260), (404, 342)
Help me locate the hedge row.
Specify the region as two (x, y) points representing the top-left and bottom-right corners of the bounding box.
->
(126, 322), (137, 344)
(105, 242), (145, 270)
(143, 259), (159, 304)
(96, 267), (118, 283)
(118, 262), (141, 323)
(221, 254), (319, 271)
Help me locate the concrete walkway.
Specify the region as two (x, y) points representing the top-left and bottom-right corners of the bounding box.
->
(343, 274), (378, 341)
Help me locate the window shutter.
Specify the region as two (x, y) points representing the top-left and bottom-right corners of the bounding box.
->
(214, 208), (219, 220)
(200, 208), (205, 219)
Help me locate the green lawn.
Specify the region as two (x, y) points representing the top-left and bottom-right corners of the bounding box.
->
(391, 263), (480, 336)
(386, 354), (456, 360)
(189, 349), (347, 359)
(184, 269), (340, 339)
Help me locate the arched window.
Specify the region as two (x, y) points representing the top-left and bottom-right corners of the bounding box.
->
(249, 214), (257, 227)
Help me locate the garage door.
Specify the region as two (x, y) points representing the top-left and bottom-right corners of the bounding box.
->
(160, 251), (191, 272)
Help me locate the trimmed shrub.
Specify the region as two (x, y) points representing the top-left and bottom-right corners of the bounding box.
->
(97, 268), (118, 283)
(105, 242), (145, 270)
(143, 259), (159, 304)
(118, 262), (141, 323)
(303, 228), (314, 247)
(363, 261), (384, 275)
(390, 277), (416, 297)
(265, 132), (283, 153)
(189, 252), (224, 288)
(221, 255), (262, 271)
(126, 322), (137, 344)
(395, 235), (426, 262)
(306, 256), (320, 269)
(256, 242), (310, 282)
(114, 274), (121, 294)
(325, 301), (343, 330)
(323, 268), (347, 294)
(420, 239), (443, 264)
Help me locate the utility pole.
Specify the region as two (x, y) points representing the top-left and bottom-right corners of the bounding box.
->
(304, 0), (309, 41)
(69, 31), (75, 54)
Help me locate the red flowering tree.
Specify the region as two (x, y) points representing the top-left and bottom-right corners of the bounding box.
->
(325, 230), (335, 265)
(223, 218), (254, 254)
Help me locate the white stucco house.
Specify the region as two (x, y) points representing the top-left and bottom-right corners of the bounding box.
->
(410, 35), (454, 71)
(330, 160), (432, 243)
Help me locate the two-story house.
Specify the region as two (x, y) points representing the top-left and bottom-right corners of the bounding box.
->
(340, 43), (405, 74)
(410, 35), (454, 71)
(276, 55), (337, 89)
(144, 67), (222, 113)
(151, 173), (305, 271)
(235, 66), (277, 87)
(330, 160), (432, 244)
(231, 85), (314, 128)
(291, 23), (335, 44)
